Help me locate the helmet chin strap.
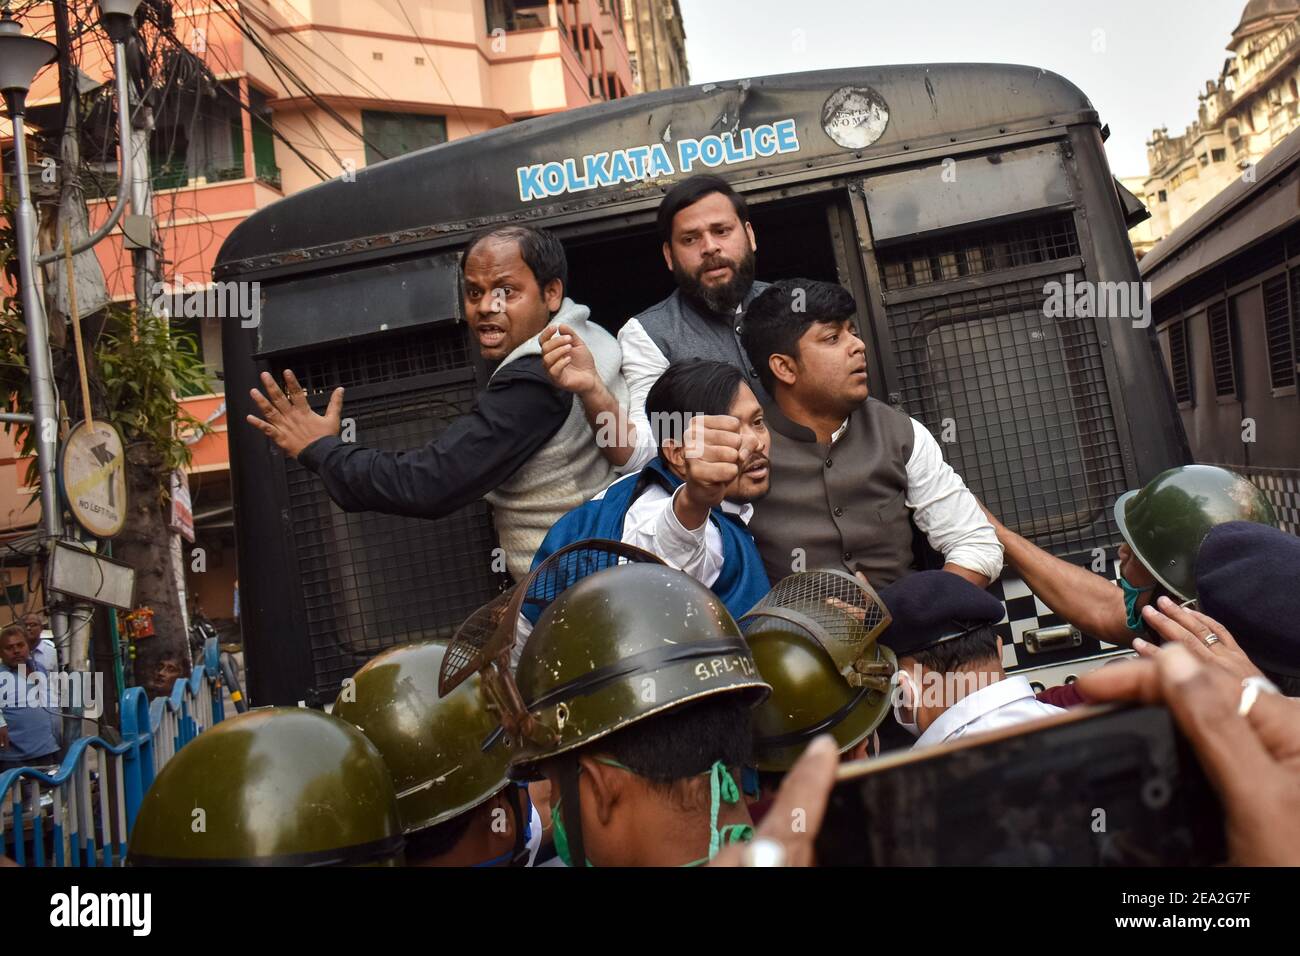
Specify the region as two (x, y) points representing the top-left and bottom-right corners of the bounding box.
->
(506, 784), (529, 867)
(557, 752), (587, 868)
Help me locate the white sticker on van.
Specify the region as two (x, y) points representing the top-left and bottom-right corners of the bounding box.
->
(515, 118), (802, 202)
(822, 86), (889, 150)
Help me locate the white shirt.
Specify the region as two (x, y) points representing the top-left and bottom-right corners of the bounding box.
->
(914, 675), (1065, 749)
(833, 416), (1004, 582)
(32, 636), (57, 673)
(615, 318), (671, 475)
(620, 482), (753, 586)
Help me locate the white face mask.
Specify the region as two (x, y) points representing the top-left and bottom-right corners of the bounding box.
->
(892, 669), (921, 738)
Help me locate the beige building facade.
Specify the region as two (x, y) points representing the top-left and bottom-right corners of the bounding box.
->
(1143, 0), (1300, 245)
(622, 0), (688, 92)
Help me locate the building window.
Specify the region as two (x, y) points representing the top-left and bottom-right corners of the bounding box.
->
(1264, 274), (1296, 390)
(1207, 300), (1237, 398)
(1198, 153), (1209, 166)
(1168, 318), (1193, 406)
(1158, 189), (1168, 202)
(485, 0), (551, 32)
(361, 110), (447, 166)
(1211, 148), (1227, 162)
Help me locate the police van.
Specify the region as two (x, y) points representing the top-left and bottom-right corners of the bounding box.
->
(216, 65), (1188, 706)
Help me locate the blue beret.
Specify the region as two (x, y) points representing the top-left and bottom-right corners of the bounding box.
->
(1195, 521), (1300, 677)
(878, 570), (1005, 658)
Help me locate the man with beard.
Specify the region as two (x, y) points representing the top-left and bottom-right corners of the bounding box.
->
(541, 175), (766, 473)
(531, 360), (772, 620)
(246, 225), (626, 582)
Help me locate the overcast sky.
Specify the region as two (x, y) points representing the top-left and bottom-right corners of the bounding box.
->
(678, 0), (1247, 179)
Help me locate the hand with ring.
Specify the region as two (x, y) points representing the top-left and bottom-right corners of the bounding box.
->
(246, 368), (344, 460)
(1076, 643), (1300, 866)
(1133, 595), (1264, 684)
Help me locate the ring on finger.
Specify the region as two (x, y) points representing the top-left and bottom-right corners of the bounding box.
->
(741, 837), (787, 867)
(1203, 633), (1221, 648)
(1238, 675), (1281, 718)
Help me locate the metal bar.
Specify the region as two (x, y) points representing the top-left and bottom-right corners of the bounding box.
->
(79, 758), (94, 866)
(8, 110), (63, 554)
(0, 412), (33, 425)
(34, 41), (133, 265)
(29, 780), (45, 867)
(12, 785), (26, 866)
(96, 764), (111, 866)
(52, 784), (65, 867)
(114, 754), (127, 863)
(881, 254), (1086, 306)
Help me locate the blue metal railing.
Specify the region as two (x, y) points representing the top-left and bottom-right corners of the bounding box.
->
(0, 639), (226, 866)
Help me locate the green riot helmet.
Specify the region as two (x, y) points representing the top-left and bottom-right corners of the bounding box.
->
(741, 569), (896, 771)
(1114, 464), (1278, 601)
(440, 540), (771, 868)
(334, 640), (528, 864)
(508, 560), (770, 777)
(127, 708), (403, 866)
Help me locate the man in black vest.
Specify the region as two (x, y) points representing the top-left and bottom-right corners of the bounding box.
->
(739, 279), (1002, 589)
(540, 175), (769, 473)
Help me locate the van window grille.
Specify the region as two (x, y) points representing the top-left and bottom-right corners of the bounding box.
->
(278, 325), (501, 698)
(1293, 268), (1300, 381)
(1168, 319), (1193, 405)
(1264, 274), (1296, 390)
(884, 267), (1129, 553)
(281, 323), (471, 392)
(1208, 300), (1237, 398)
(878, 213), (1079, 291)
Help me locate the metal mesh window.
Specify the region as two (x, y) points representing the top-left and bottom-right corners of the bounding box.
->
(1293, 269), (1300, 378)
(1208, 301), (1237, 398)
(884, 269), (1129, 553)
(278, 324), (502, 698)
(1167, 319), (1193, 406)
(878, 213), (1079, 291)
(1263, 274), (1296, 390)
(281, 324), (471, 392)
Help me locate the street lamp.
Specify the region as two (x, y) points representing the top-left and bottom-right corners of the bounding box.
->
(98, 0), (142, 44)
(35, 0), (142, 265)
(0, 10), (63, 542)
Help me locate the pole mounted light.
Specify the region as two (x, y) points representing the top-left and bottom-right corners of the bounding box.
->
(0, 11), (58, 117)
(0, 9), (64, 548)
(35, 0), (144, 264)
(98, 0), (143, 44)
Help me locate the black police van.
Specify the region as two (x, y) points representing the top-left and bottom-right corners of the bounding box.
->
(216, 65), (1188, 705)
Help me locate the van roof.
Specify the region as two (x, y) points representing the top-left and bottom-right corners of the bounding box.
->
(215, 64), (1094, 280)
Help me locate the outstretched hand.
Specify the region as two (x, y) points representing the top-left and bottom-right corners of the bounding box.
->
(246, 369), (343, 459)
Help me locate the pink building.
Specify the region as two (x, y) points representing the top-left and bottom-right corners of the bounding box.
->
(0, 0), (637, 622)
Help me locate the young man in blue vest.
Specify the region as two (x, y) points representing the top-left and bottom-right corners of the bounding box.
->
(531, 359), (771, 620)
